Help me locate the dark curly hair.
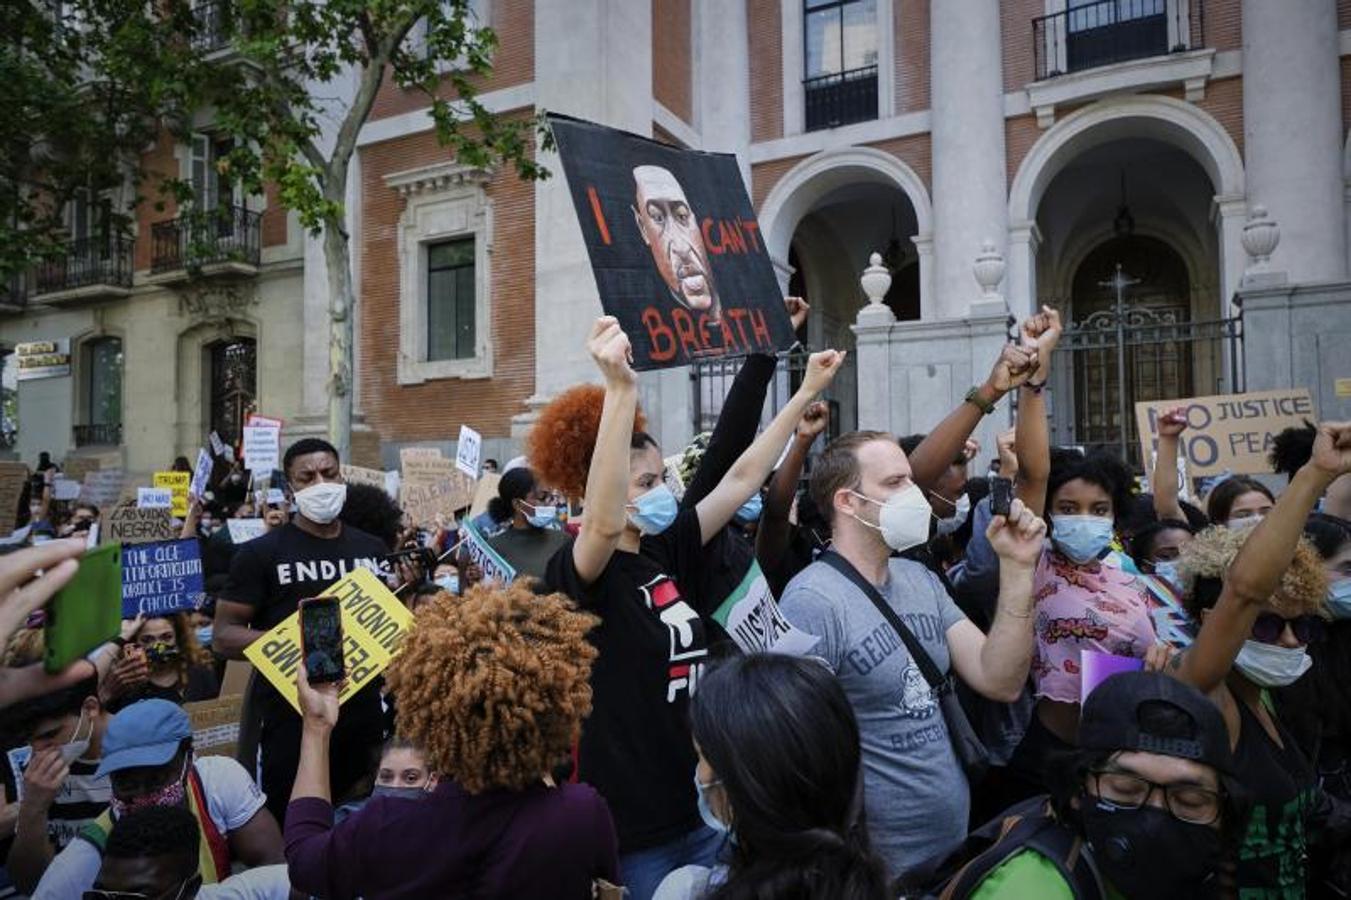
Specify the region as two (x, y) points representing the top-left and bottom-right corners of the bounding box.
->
(1269, 421), (1316, 478)
(488, 467), (536, 523)
(526, 384), (646, 500)
(340, 483), (404, 551)
(105, 805), (200, 869)
(384, 581), (599, 793)
(1046, 448), (1134, 525)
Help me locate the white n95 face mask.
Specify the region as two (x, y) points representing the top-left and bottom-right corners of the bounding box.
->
(294, 482), (347, 525)
(849, 484), (932, 553)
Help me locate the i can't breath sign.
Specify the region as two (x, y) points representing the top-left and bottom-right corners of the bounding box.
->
(549, 113), (796, 370)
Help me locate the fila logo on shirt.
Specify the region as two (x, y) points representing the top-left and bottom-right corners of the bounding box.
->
(637, 574), (707, 703)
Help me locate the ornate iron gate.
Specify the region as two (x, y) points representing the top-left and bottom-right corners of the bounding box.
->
(690, 349), (854, 443)
(209, 337), (256, 447)
(1048, 283), (1242, 469)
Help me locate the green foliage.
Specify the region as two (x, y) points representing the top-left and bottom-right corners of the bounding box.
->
(1, 0), (548, 279)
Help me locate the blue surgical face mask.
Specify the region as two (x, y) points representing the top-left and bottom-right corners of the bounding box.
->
(435, 574), (459, 595)
(1328, 579), (1351, 620)
(524, 503), (557, 529)
(734, 493), (763, 524)
(372, 784), (432, 801)
(1152, 560), (1180, 588)
(694, 771), (729, 834)
(195, 626), (213, 649)
(628, 484), (678, 536)
(1051, 515), (1114, 564)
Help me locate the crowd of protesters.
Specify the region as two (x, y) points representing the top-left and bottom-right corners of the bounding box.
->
(0, 297), (1348, 899)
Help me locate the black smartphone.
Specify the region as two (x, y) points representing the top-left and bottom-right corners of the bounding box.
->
(383, 546), (436, 576)
(990, 477), (1014, 517)
(298, 597), (345, 684)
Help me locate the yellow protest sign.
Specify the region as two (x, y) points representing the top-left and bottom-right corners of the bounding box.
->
(153, 471), (191, 518)
(243, 567), (414, 713)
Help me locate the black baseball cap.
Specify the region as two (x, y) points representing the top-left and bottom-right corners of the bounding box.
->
(1079, 671), (1233, 775)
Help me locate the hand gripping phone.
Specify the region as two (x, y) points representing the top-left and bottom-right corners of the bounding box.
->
(298, 596), (345, 684)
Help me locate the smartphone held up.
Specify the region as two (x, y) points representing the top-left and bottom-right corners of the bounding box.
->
(298, 596), (345, 684)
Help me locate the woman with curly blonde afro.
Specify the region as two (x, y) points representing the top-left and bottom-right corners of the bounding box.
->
(284, 580), (621, 900)
(1164, 421), (1351, 897)
(528, 316), (845, 900)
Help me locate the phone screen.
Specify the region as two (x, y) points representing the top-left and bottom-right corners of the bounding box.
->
(300, 599), (345, 683)
(991, 477), (1013, 517)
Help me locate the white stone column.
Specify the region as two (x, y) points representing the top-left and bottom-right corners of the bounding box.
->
(929, 0), (1008, 320)
(518, 0), (654, 435)
(853, 253), (897, 431)
(1241, 0), (1346, 283)
(696, 0), (751, 186)
(1005, 221), (1042, 317)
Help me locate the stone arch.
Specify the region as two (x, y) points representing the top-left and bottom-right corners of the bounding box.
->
(1051, 219), (1214, 317)
(758, 146), (933, 267)
(1008, 95), (1244, 223)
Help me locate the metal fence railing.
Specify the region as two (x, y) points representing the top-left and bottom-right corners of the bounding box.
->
(1032, 0), (1204, 80)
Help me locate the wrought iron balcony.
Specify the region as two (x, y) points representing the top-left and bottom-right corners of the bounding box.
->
(150, 205), (261, 276)
(804, 64), (878, 132)
(1033, 0), (1204, 81)
(33, 235), (134, 301)
(190, 0), (234, 53)
(74, 423), (122, 447)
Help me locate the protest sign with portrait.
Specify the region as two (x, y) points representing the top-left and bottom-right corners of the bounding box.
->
(550, 114), (796, 370)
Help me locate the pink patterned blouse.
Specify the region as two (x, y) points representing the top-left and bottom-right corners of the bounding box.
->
(1030, 546), (1158, 704)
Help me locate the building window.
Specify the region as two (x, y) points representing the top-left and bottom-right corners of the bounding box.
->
(803, 0), (878, 131)
(388, 162), (493, 384)
(209, 338), (256, 447)
(74, 337), (123, 446)
(426, 238), (476, 361)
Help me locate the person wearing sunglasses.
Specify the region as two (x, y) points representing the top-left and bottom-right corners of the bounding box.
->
(1167, 421), (1351, 899)
(85, 805), (290, 900)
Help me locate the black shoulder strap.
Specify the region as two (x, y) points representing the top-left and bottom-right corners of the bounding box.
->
(819, 550), (945, 689)
(945, 804), (1104, 900)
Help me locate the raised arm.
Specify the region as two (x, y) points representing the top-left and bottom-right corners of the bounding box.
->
(682, 297), (809, 509)
(694, 350), (845, 544)
(756, 401), (828, 576)
(1150, 406), (1188, 522)
(1171, 423), (1351, 694)
(1013, 306), (1062, 517)
(908, 343), (1037, 492)
(948, 499), (1047, 701)
(570, 318), (640, 585)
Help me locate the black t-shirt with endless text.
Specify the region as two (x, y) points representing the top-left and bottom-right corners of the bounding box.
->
(543, 509), (709, 853)
(221, 522), (387, 722)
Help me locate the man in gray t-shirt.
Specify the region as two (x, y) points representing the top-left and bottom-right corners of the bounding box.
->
(778, 431), (1045, 878)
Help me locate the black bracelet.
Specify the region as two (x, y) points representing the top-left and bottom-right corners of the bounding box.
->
(1025, 379), (1047, 395)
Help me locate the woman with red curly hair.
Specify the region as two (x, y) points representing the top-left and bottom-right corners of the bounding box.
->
(531, 316), (844, 900)
(284, 581), (619, 899)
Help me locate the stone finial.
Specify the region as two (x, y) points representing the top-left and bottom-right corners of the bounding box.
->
(1241, 204), (1280, 272)
(856, 252), (896, 326)
(973, 240), (1005, 300)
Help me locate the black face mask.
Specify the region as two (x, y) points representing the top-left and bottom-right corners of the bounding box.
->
(1080, 797), (1223, 900)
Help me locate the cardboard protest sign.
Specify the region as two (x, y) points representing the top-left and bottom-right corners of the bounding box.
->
(710, 562), (818, 655)
(242, 426), (280, 472)
(456, 425), (482, 477)
(189, 449), (213, 499)
(153, 471), (190, 517)
(60, 456), (100, 485)
(137, 487), (173, 509)
(103, 506), (177, 545)
(549, 113), (796, 370)
(1135, 388), (1316, 477)
(244, 567), (414, 713)
(461, 519), (516, 584)
(185, 695), (244, 759)
(226, 518), (267, 544)
(121, 539), (204, 618)
(469, 472), (501, 519)
(81, 469), (125, 509)
(0, 462), (27, 537)
(399, 448), (475, 522)
(342, 464), (390, 491)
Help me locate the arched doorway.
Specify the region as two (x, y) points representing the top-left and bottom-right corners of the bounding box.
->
(207, 337), (256, 447)
(1064, 235), (1200, 459)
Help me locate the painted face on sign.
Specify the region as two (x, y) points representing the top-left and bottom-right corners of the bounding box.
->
(632, 165), (720, 319)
